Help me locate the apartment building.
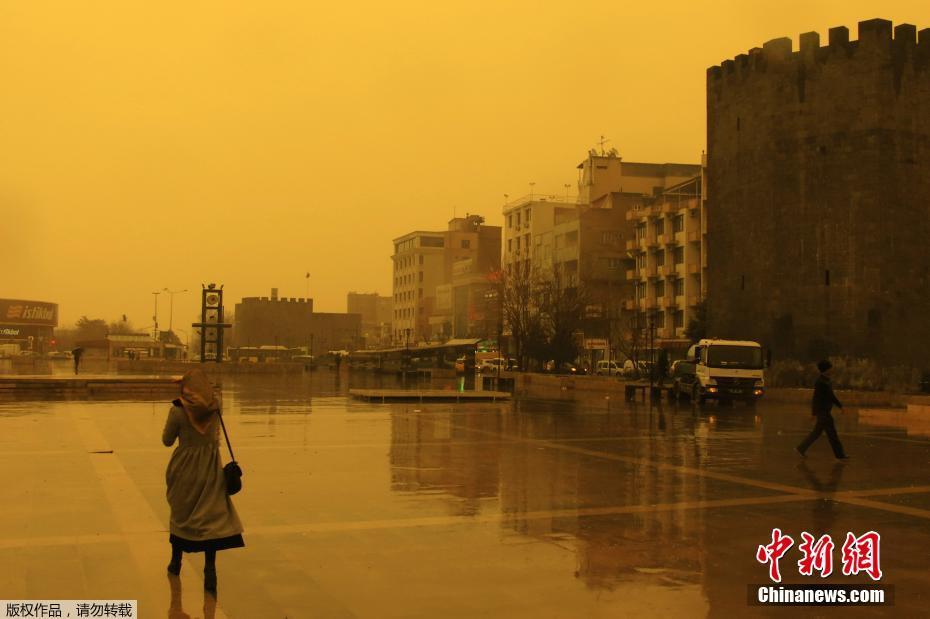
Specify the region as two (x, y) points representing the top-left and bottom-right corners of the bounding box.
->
(501, 151), (701, 358)
(625, 169), (705, 348)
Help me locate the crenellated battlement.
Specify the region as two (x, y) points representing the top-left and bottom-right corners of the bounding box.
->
(707, 19), (930, 82)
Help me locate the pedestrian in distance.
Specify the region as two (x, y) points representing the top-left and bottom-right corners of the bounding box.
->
(71, 347), (84, 375)
(163, 368), (244, 594)
(796, 359), (849, 460)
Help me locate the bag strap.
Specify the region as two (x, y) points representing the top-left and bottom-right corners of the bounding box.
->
(216, 409), (236, 463)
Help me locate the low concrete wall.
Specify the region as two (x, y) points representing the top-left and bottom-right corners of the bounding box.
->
(115, 360), (307, 375)
(506, 372), (930, 407)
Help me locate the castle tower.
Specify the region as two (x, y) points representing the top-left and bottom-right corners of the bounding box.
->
(706, 19), (930, 364)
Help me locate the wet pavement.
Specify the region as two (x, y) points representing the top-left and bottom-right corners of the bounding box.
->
(2, 371), (929, 617)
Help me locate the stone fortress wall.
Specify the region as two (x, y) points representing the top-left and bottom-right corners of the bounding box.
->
(706, 19), (930, 366)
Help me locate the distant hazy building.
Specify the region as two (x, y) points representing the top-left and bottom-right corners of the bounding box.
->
(392, 215), (501, 344)
(234, 289), (361, 354)
(706, 20), (930, 364)
(347, 292), (393, 348)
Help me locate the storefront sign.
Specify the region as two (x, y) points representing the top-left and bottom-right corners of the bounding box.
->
(0, 299), (58, 327)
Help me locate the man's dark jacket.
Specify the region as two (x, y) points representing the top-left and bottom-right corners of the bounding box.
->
(811, 374), (842, 416)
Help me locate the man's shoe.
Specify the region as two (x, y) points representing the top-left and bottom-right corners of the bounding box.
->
(794, 447), (806, 458)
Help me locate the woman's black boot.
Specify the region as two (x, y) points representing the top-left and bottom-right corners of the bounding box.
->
(167, 547), (182, 575)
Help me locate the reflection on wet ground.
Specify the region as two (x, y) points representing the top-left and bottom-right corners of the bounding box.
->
(2, 370), (929, 617)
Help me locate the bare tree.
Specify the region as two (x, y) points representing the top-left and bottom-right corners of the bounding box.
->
(501, 265), (544, 371)
(538, 267), (588, 368)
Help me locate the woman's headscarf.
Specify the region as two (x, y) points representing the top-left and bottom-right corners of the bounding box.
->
(176, 368), (219, 434)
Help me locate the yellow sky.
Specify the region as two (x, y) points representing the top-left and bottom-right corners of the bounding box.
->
(1, 1), (925, 329)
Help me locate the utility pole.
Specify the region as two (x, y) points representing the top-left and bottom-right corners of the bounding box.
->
(151, 291), (160, 343)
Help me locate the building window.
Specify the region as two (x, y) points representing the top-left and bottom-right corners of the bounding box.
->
(461, 239), (470, 249)
(637, 282), (647, 299)
(655, 280), (665, 298)
(674, 310), (684, 328)
(419, 271), (423, 282)
(675, 278), (685, 297)
(507, 239), (512, 253)
(418, 288), (423, 299)
(525, 209), (531, 223)
(421, 236), (444, 248)
(515, 237), (521, 252)
(419, 255), (424, 265)
(674, 246), (684, 265)
(516, 212), (521, 227)
(507, 214), (512, 228)
(656, 311), (666, 328)
(673, 215), (684, 233)
(655, 219), (665, 236)
(636, 224), (646, 239)
(606, 257), (623, 270)
(637, 254), (646, 269)
(656, 250), (665, 267)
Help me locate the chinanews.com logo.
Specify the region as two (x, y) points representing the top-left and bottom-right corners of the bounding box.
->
(749, 528), (893, 606)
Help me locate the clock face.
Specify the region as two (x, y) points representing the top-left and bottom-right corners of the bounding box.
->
(205, 309), (219, 323)
(204, 327), (218, 342)
(206, 293), (220, 306)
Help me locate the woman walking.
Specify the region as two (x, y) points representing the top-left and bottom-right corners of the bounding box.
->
(162, 369), (244, 593)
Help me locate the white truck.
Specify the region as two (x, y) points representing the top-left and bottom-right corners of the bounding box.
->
(677, 338), (766, 405)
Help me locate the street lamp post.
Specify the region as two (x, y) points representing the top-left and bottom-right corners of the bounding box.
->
(163, 288), (188, 333)
(152, 291), (160, 342)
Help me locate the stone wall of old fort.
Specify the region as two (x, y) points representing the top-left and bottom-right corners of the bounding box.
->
(706, 19), (930, 365)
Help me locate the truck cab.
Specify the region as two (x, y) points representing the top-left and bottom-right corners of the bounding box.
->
(686, 338), (765, 405)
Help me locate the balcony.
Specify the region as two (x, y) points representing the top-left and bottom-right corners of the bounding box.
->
(643, 298), (658, 310)
(663, 296), (677, 309)
(687, 295), (702, 307)
(688, 263), (701, 275)
(661, 264), (676, 277)
(688, 230), (701, 243)
(625, 269), (637, 281)
(646, 268), (660, 280)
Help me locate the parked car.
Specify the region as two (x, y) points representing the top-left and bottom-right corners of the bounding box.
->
(545, 361), (586, 375)
(670, 360), (698, 401)
(622, 359), (653, 379)
(478, 358), (502, 373)
(595, 360), (623, 376)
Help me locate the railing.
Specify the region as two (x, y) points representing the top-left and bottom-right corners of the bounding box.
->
(503, 194), (578, 210)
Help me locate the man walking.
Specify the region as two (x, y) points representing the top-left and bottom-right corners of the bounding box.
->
(796, 360), (849, 460)
(72, 347), (84, 375)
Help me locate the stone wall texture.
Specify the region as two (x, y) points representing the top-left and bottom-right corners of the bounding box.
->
(706, 19), (930, 365)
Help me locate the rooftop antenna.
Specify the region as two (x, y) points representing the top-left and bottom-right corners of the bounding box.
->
(598, 135), (611, 156)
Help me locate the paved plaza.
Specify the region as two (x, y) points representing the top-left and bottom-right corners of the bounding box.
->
(2, 372), (930, 617)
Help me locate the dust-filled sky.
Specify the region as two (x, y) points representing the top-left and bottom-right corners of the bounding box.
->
(1, 1), (925, 329)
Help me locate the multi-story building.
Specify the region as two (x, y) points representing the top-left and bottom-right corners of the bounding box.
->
(626, 168), (705, 350)
(501, 151), (701, 359)
(391, 215), (501, 344)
